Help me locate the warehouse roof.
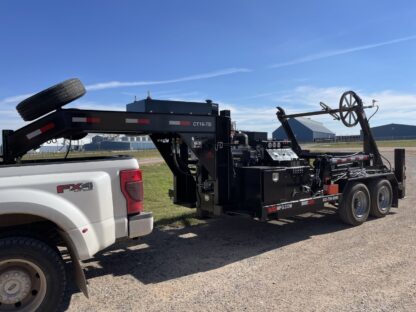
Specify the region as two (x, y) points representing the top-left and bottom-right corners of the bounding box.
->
(371, 123), (416, 129)
(294, 117), (335, 134)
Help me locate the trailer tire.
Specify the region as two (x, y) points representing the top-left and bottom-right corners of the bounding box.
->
(339, 182), (371, 226)
(0, 236), (66, 312)
(16, 78), (86, 121)
(369, 179), (393, 218)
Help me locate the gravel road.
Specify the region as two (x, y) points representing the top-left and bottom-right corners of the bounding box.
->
(64, 148), (416, 312)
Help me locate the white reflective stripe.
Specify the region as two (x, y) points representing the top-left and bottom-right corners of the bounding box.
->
(26, 129), (42, 140)
(126, 118), (137, 124)
(72, 117), (87, 123)
(169, 121), (181, 125)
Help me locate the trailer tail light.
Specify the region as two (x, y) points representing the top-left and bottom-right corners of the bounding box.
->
(120, 169), (143, 215)
(266, 205), (278, 214)
(324, 184), (339, 195)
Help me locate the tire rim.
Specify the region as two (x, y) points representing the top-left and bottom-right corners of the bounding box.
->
(378, 185), (391, 212)
(353, 190), (368, 218)
(0, 259), (47, 312)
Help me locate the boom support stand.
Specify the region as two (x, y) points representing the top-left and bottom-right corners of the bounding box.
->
(276, 93), (383, 167)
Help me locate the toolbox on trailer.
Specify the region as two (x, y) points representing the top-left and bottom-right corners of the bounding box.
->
(238, 165), (311, 209)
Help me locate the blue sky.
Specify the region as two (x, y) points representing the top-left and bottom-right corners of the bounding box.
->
(1, 0), (416, 137)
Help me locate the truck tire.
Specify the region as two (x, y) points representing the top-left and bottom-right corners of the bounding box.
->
(16, 78), (86, 121)
(339, 182), (371, 226)
(0, 236), (66, 312)
(369, 179), (393, 218)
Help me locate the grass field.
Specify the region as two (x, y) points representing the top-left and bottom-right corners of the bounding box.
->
(141, 162), (204, 228)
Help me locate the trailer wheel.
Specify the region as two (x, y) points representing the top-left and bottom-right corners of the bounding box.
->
(369, 179), (393, 218)
(339, 182), (371, 226)
(16, 78), (86, 121)
(0, 237), (66, 312)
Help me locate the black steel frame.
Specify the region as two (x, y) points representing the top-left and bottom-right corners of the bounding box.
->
(276, 104), (384, 167)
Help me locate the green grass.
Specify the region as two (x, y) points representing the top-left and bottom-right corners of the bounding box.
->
(305, 139), (416, 149)
(140, 162), (204, 228)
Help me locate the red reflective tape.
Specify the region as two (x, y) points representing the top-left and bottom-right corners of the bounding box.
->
(138, 118), (150, 125)
(126, 118), (151, 125)
(86, 117), (101, 123)
(73, 117), (101, 123)
(27, 123), (55, 139)
(308, 199), (316, 205)
(266, 205), (278, 214)
(40, 123), (55, 133)
(169, 120), (191, 126)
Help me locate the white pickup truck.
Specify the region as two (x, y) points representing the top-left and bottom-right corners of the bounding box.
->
(0, 155), (153, 311)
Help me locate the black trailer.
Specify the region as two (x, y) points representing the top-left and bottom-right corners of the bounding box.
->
(1, 80), (406, 226)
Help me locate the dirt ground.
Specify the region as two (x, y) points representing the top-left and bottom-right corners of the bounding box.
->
(64, 148), (416, 312)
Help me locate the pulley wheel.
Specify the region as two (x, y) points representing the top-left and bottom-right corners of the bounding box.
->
(339, 91), (362, 127)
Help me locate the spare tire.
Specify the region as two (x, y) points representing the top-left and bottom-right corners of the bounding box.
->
(16, 78), (86, 121)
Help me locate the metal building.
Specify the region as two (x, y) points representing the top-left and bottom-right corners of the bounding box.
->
(363, 123), (416, 140)
(84, 135), (156, 151)
(272, 117), (335, 142)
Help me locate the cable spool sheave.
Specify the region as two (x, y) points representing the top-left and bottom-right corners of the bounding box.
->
(339, 90), (363, 127)
(16, 78), (86, 121)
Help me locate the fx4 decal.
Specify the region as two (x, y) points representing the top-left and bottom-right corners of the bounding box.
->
(57, 182), (93, 194)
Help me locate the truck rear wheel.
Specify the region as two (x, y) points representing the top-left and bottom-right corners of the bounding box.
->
(369, 179), (393, 218)
(0, 237), (66, 312)
(16, 78), (86, 121)
(339, 182), (371, 226)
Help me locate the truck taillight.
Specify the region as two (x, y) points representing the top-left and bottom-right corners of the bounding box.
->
(120, 169), (143, 215)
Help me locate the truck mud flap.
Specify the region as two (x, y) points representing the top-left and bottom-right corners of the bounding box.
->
(58, 230), (89, 298)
